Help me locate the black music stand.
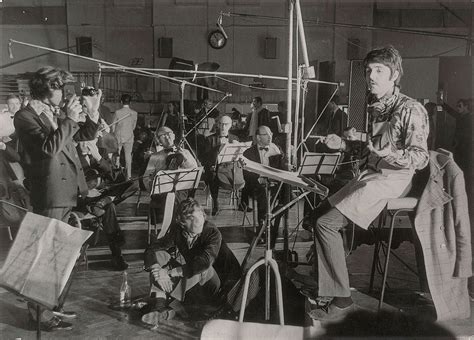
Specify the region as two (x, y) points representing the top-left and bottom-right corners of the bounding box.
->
(298, 152), (342, 177)
(148, 167), (203, 241)
(215, 142), (250, 210)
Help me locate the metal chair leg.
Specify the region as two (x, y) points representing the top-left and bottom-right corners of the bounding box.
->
(378, 211), (398, 310)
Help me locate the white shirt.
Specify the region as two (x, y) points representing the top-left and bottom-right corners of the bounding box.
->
(257, 142), (281, 166)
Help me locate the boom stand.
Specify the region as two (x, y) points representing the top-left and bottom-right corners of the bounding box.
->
(238, 179), (284, 325)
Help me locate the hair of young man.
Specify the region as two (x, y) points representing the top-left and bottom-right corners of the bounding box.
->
(29, 66), (75, 100)
(176, 198), (205, 224)
(121, 94), (131, 105)
(363, 45), (403, 86)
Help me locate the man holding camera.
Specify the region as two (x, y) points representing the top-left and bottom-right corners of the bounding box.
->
(14, 66), (101, 331)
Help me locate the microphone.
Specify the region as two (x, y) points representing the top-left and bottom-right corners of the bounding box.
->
(216, 13), (228, 40)
(8, 41), (14, 59)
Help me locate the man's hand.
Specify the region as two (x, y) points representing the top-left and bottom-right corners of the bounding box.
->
(86, 140), (102, 161)
(0, 141), (6, 151)
(82, 89), (102, 123)
(66, 95), (83, 122)
(367, 139), (391, 158)
(151, 267), (174, 293)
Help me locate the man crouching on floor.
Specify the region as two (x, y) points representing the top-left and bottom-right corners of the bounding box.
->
(142, 198), (241, 325)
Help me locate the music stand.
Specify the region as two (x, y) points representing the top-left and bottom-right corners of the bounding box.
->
(216, 142), (251, 164)
(215, 142), (251, 209)
(298, 152), (341, 177)
(148, 167), (203, 241)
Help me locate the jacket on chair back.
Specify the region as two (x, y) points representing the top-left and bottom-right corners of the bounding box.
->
(414, 149), (472, 321)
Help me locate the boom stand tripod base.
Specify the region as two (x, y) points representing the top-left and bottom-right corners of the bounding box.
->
(238, 179), (284, 325)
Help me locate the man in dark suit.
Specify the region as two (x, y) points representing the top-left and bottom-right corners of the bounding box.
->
(244, 97), (272, 142)
(241, 125), (287, 247)
(77, 139), (130, 271)
(203, 115), (242, 215)
(14, 66), (101, 331)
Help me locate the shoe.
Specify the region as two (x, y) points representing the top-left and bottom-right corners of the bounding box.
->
(307, 302), (354, 322)
(111, 255), (129, 271)
(41, 316), (73, 331)
(212, 207), (219, 216)
(52, 308), (77, 319)
(141, 308), (176, 326)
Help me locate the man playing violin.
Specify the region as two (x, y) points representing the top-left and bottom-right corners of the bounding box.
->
(142, 126), (198, 223)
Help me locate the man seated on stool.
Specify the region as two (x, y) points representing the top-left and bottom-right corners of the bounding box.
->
(308, 46), (429, 321)
(142, 198), (241, 325)
(241, 125), (287, 247)
(203, 115), (241, 215)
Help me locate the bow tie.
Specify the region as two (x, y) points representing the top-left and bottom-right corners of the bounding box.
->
(219, 135), (228, 138)
(259, 147), (269, 151)
(164, 147), (176, 153)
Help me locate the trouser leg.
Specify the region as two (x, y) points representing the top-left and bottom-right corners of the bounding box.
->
(314, 207), (351, 297)
(123, 142), (133, 179)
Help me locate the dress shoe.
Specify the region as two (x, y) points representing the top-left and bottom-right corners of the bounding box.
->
(141, 308), (176, 326)
(111, 255), (129, 271)
(211, 207), (219, 216)
(52, 308), (77, 319)
(308, 302), (355, 322)
(41, 316), (73, 332)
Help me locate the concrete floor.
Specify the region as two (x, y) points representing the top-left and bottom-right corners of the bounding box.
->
(0, 189), (473, 339)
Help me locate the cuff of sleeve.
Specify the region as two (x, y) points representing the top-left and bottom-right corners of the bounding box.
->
(169, 267), (183, 277)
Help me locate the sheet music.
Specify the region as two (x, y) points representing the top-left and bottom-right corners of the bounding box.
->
(217, 142), (251, 164)
(0, 212), (92, 309)
(151, 167), (203, 195)
(299, 152), (341, 176)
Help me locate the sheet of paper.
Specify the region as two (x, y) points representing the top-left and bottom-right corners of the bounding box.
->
(217, 142), (251, 164)
(241, 157), (328, 196)
(0, 212), (92, 309)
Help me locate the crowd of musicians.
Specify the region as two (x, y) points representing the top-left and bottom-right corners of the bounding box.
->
(0, 45), (472, 332)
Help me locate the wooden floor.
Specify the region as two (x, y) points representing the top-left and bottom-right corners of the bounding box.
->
(1, 188), (473, 339)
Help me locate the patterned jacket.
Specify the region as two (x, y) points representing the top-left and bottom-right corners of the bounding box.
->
(414, 149), (472, 320)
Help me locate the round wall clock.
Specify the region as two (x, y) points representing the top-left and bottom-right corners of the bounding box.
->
(208, 30), (227, 49)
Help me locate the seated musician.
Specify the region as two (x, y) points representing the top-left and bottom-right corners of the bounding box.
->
(241, 125), (287, 247)
(202, 115), (242, 216)
(76, 139), (130, 271)
(142, 127), (198, 222)
(142, 198), (242, 325)
(308, 46), (429, 321)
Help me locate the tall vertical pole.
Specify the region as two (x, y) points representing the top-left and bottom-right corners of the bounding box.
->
(295, 0), (311, 72)
(284, 0), (294, 270)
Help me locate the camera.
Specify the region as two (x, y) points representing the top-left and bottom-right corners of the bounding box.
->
(81, 86), (99, 97)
